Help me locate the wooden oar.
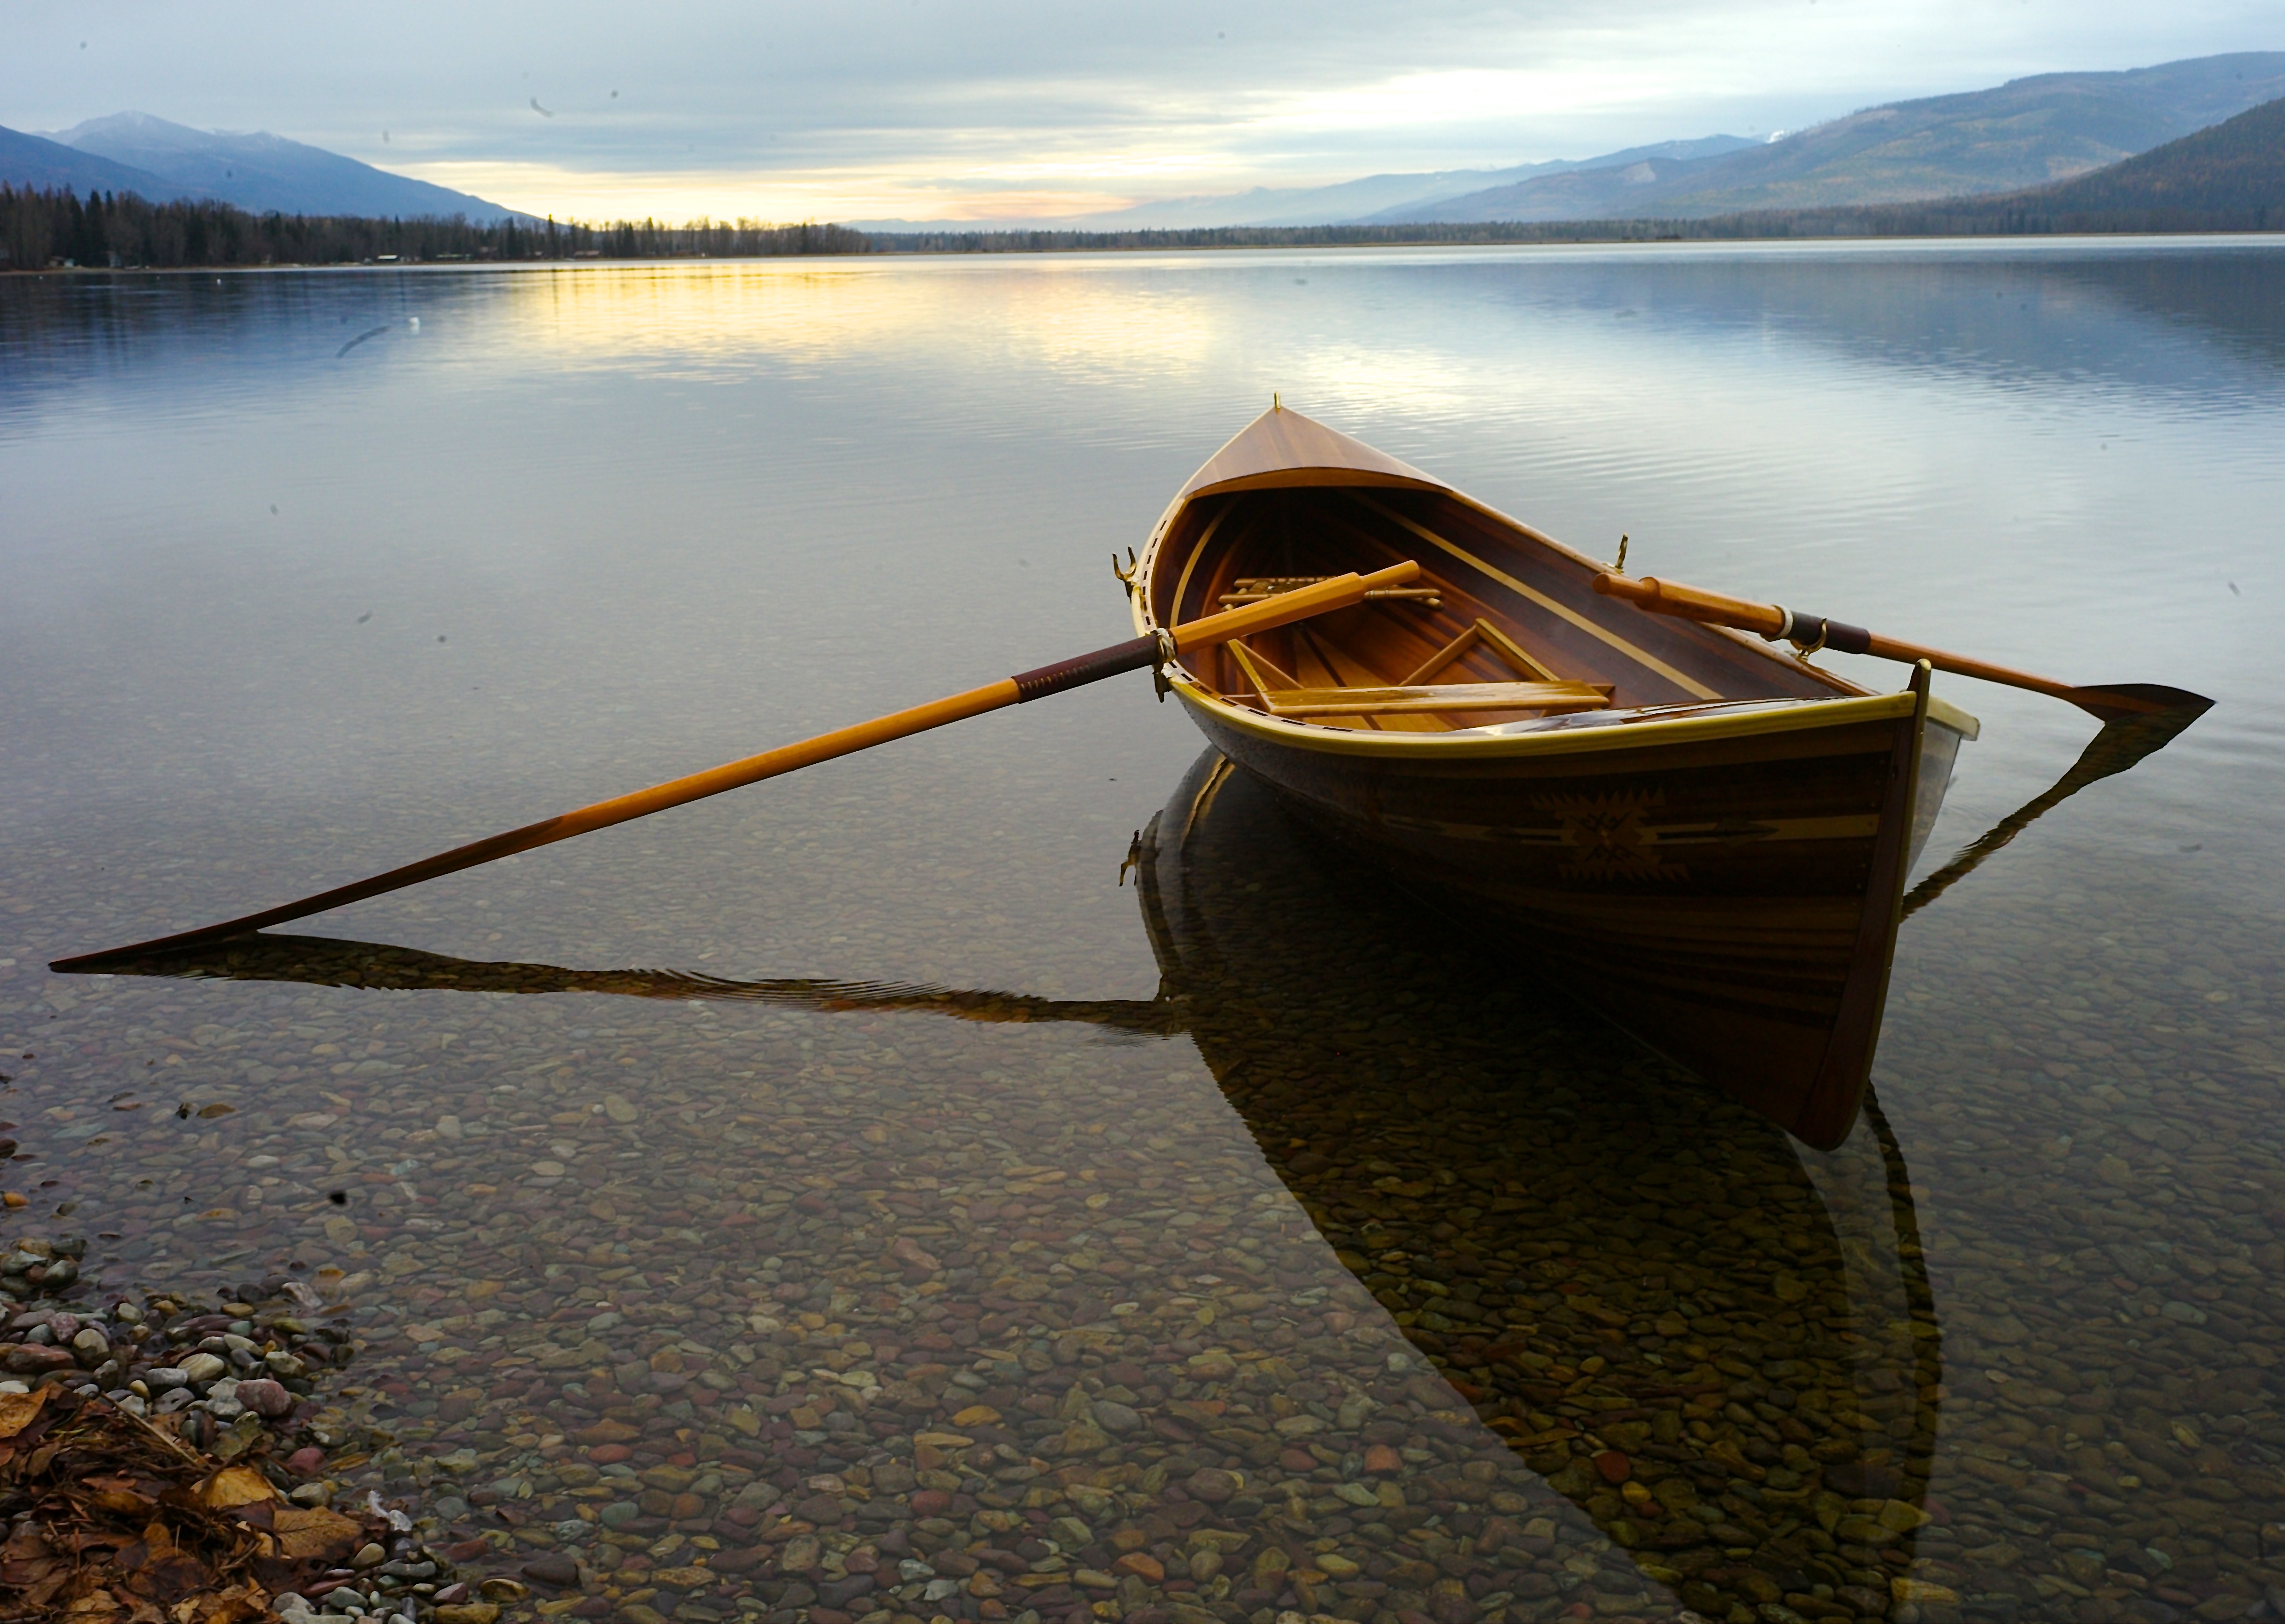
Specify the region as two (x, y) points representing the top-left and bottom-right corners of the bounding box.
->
(51, 562), (1420, 970)
(1592, 571), (2212, 721)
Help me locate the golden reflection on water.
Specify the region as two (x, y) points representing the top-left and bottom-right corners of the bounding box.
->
(472, 261), (1233, 383)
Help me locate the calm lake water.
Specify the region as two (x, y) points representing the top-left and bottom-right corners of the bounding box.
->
(3, 239), (2283, 1624)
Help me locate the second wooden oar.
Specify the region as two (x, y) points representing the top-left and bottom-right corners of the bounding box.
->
(1592, 571), (2212, 721)
(52, 562), (1421, 970)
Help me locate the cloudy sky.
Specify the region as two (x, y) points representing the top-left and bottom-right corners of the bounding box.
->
(7, 1), (2280, 222)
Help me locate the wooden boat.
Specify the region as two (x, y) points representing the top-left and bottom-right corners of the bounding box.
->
(1127, 405), (1979, 1149)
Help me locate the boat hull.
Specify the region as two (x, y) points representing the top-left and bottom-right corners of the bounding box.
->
(1135, 404), (1975, 1147)
(1180, 685), (1958, 1148)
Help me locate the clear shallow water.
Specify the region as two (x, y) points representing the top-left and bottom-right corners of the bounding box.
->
(2, 239), (2283, 1624)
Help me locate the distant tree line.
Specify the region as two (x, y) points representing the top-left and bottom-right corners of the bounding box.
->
(865, 222), (1662, 253)
(867, 199), (2275, 256)
(0, 186), (870, 269)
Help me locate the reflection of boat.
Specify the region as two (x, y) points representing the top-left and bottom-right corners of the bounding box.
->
(110, 754), (1945, 1619)
(1128, 406), (1979, 1149)
(1132, 753), (1945, 1619)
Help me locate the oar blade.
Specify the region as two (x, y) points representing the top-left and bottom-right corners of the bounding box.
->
(2066, 682), (2216, 723)
(1902, 689), (2211, 918)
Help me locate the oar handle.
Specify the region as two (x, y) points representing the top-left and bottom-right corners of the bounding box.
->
(1008, 562), (1421, 702)
(1592, 570), (2151, 712)
(1169, 562), (1421, 652)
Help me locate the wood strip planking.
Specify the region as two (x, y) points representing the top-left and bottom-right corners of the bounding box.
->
(1347, 492), (1723, 700)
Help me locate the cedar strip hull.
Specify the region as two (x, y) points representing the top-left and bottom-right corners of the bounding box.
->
(1186, 690), (1932, 1149)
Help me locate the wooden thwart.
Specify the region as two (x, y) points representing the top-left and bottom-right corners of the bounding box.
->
(1260, 681), (1611, 717)
(1399, 617), (1558, 685)
(1223, 611), (1597, 721)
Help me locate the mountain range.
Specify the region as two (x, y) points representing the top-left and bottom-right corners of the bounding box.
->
(1370, 51), (2285, 224)
(0, 112), (525, 223)
(847, 136), (1765, 233)
(1769, 88), (2285, 233)
(853, 50), (2285, 232)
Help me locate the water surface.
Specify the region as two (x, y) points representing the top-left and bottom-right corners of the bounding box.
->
(3, 239), (2283, 1624)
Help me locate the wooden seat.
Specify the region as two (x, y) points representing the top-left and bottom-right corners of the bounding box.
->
(1255, 680), (1610, 717)
(1224, 616), (1610, 724)
(1399, 618), (1557, 685)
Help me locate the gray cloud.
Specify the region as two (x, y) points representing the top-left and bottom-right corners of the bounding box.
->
(8, 0), (2279, 212)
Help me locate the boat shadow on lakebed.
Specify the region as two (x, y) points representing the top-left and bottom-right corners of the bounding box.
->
(101, 753), (1953, 1622)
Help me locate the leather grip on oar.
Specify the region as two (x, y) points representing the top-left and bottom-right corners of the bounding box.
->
(1012, 563), (1426, 701)
(1771, 610), (1872, 656)
(1012, 635), (1162, 702)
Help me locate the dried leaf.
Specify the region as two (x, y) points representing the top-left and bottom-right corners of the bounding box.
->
(21, 1563), (72, 1607)
(124, 1551), (211, 1603)
(192, 1464), (274, 1511)
(191, 1580), (271, 1624)
(269, 1505), (362, 1562)
(0, 1384), (51, 1440)
(65, 1588), (131, 1622)
(87, 1487), (161, 1515)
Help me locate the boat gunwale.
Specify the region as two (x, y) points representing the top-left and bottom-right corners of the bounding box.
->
(1133, 440), (1980, 758)
(1164, 678), (1972, 761)
(1140, 454), (1877, 699)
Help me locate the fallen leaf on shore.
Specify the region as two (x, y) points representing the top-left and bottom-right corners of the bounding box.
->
(194, 1464), (276, 1510)
(0, 1386), (53, 1441)
(270, 1505), (363, 1562)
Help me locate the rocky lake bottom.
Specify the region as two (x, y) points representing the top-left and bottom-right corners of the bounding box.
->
(4, 752), (2280, 1624)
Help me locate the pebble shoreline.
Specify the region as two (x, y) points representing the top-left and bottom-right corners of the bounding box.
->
(0, 1261), (508, 1624)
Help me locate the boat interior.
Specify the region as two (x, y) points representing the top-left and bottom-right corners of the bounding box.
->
(1150, 484), (1859, 734)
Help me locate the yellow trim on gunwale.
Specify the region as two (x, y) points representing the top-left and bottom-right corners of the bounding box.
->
(1928, 694), (1979, 740)
(1169, 680), (1928, 761)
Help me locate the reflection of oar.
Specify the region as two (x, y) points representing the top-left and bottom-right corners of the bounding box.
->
(1900, 704), (2205, 917)
(54, 563), (1422, 970)
(1593, 571), (2213, 721)
(77, 932), (1183, 1035)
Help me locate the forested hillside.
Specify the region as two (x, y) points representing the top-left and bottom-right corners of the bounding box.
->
(0, 188), (866, 268)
